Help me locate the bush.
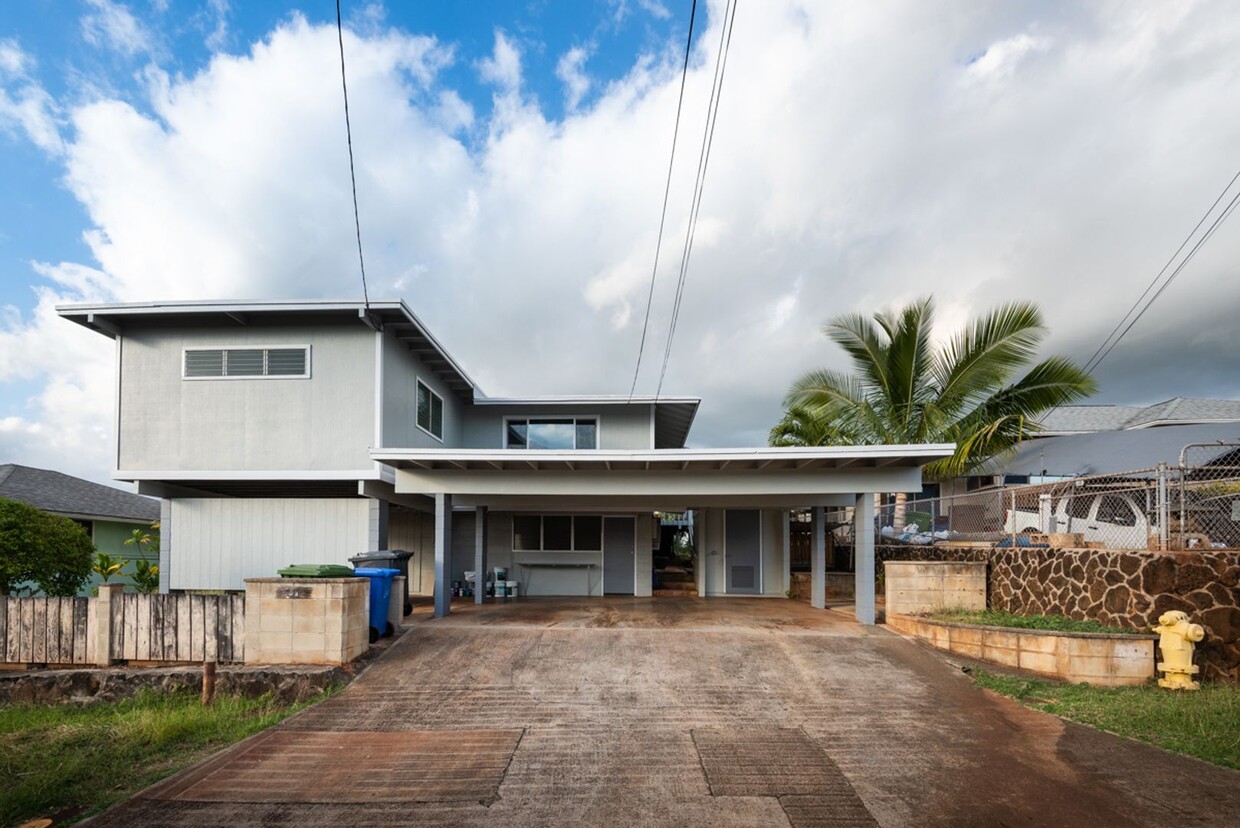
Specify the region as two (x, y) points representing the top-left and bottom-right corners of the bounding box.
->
(0, 498), (95, 596)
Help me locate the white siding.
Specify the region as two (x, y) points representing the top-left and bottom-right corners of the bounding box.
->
(388, 506), (434, 595)
(461, 404), (654, 449)
(381, 327), (464, 448)
(169, 498), (370, 590)
(761, 508), (785, 596)
(119, 324), (375, 471)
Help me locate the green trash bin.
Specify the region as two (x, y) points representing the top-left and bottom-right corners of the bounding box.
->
(277, 564), (357, 578)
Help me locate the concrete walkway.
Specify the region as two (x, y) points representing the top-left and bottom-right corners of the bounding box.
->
(87, 598), (1240, 827)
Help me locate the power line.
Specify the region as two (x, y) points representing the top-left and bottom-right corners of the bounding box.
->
(1083, 167), (1240, 374)
(656, 0), (739, 398)
(1086, 182), (1240, 373)
(335, 0), (371, 310)
(629, 0), (698, 399)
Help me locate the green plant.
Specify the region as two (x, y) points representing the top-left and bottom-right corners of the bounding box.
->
(930, 608), (1142, 635)
(92, 551), (124, 584)
(131, 559), (160, 593)
(0, 498), (94, 596)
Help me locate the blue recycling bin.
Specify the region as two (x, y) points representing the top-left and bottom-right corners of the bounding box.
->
(353, 567), (400, 643)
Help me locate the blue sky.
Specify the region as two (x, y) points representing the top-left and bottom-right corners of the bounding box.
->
(3, 1), (1240, 484)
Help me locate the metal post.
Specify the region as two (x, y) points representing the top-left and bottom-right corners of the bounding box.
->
(474, 506), (487, 604)
(434, 493), (453, 617)
(1038, 493), (1053, 536)
(1157, 462), (1169, 552)
(853, 493), (876, 625)
(1010, 489), (1017, 547)
(811, 506), (826, 609)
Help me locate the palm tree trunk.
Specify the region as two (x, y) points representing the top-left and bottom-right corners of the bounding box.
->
(893, 492), (907, 530)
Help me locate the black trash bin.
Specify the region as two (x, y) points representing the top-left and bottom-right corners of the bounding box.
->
(349, 550), (415, 615)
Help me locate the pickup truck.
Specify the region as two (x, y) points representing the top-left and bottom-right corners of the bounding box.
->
(1003, 489), (1238, 549)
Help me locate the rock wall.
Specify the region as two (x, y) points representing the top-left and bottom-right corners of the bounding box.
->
(879, 545), (1240, 683)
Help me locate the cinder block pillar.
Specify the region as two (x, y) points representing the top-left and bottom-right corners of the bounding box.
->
(94, 583), (123, 666)
(811, 507), (826, 609)
(854, 493), (876, 625)
(474, 506), (488, 605)
(434, 493), (453, 618)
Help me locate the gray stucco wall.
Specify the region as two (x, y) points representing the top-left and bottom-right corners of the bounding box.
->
(461, 403), (654, 449)
(380, 327), (465, 448)
(118, 322), (374, 471)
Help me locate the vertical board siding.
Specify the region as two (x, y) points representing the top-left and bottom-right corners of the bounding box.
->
(170, 497), (370, 591)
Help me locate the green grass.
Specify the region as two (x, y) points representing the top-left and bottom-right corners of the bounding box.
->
(972, 670), (1240, 769)
(0, 689), (331, 827)
(929, 608), (1144, 635)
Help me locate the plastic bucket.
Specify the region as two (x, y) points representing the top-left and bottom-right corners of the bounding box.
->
(508, 582), (519, 598)
(495, 582), (507, 598)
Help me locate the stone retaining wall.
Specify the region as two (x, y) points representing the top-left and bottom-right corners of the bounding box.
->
(878, 544), (1240, 683)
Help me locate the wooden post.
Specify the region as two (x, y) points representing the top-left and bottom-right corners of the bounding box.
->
(202, 659), (217, 706)
(94, 583), (123, 666)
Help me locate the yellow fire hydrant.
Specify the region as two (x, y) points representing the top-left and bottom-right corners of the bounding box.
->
(1151, 610), (1205, 690)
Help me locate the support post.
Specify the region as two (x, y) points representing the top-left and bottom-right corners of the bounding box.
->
(781, 509), (791, 597)
(1157, 462), (1170, 552)
(811, 507), (826, 609)
(854, 493), (876, 625)
(94, 582), (122, 666)
(434, 493), (453, 618)
(1038, 493), (1054, 536)
(474, 506), (488, 604)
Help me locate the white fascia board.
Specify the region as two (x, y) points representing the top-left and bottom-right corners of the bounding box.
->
(473, 395), (701, 406)
(372, 444), (955, 464)
(113, 469), (385, 482)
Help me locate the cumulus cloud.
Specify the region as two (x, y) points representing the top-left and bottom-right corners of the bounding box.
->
(5, 0), (1240, 484)
(0, 39), (64, 155)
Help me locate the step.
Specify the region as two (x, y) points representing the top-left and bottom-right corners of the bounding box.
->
(653, 586), (699, 597)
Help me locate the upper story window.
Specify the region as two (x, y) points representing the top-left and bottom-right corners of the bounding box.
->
(416, 380), (444, 441)
(183, 346), (310, 379)
(505, 417), (597, 450)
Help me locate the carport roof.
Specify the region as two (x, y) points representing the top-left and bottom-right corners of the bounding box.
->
(373, 444), (954, 472)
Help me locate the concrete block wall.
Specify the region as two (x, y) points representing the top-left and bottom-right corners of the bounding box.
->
(883, 560), (986, 616)
(244, 578), (368, 665)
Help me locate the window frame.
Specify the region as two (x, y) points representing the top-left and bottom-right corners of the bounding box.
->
(502, 415), (600, 450)
(416, 379), (445, 442)
(181, 345), (312, 380)
(511, 514), (604, 552)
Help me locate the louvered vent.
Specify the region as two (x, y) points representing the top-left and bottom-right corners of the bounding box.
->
(184, 347), (309, 378)
(731, 566), (755, 589)
(185, 349), (224, 377)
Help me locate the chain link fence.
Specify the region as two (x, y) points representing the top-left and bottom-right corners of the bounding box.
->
(873, 441), (1240, 550)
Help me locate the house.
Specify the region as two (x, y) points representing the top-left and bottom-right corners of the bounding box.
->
(57, 299), (953, 624)
(0, 463), (159, 594)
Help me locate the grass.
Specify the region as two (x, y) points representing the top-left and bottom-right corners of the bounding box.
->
(972, 670), (1240, 769)
(928, 608), (1144, 635)
(0, 689), (331, 827)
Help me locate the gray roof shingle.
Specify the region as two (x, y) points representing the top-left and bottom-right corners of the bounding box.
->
(0, 464), (159, 523)
(1036, 397), (1240, 434)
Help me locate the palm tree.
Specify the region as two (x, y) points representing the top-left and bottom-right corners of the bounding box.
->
(774, 297), (1096, 484)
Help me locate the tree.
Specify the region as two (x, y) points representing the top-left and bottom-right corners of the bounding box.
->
(0, 498), (95, 596)
(773, 297), (1096, 480)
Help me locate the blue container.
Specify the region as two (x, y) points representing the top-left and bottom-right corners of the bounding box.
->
(353, 567), (400, 642)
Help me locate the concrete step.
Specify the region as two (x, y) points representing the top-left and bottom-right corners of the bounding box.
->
(653, 586), (699, 597)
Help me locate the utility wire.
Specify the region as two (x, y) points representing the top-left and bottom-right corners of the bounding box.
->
(335, 0), (371, 310)
(629, 0), (698, 399)
(1083, 167), (1240, 374)
(656, 0), (739, 398)
(1086, 182), (1240, 373)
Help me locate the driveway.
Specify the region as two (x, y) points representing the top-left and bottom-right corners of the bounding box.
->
(88, 598), (1240, 827)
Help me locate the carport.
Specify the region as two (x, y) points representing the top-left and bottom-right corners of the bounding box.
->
(371, 444), (954, 624)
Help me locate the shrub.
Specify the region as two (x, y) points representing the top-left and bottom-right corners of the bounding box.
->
(0, 498), (95, 596)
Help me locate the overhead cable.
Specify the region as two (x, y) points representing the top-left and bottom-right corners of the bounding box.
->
(335, 0), (371, 310)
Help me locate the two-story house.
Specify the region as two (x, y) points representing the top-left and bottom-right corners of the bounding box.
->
(58, 299), (952, 623)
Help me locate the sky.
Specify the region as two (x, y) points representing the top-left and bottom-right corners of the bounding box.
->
(2, 0), (1240, 487)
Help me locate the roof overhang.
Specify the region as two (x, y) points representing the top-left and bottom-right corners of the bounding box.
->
(56, 299), (479, 401)
(371, 444), (954, 509)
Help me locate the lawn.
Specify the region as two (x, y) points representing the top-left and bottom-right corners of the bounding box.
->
(0, 689), (330, 827)
(972, 670), (1240, 770)
(929, 608), (1144, 635)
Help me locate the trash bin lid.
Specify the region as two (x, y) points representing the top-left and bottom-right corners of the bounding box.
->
(278, 564), (357, 578)
(353, 567), (401, 577)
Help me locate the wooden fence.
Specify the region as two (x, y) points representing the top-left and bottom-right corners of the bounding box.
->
(0, 591), (244, 666)
(0, 596), (95, 665)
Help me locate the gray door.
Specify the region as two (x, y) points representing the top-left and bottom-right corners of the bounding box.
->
(603, 516), (636, 595)
(725, 510), (761, 595)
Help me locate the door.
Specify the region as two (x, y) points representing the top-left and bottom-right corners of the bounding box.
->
(603, 516), (636, 595)
(725, 510), (761, 595)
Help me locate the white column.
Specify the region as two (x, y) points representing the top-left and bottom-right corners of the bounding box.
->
(434, 493), (453, 618)
(474, 506), (488, 605)
(781, 509), (791, 596)
(854, 492), (876, 625)
(811, 506), (826, 609)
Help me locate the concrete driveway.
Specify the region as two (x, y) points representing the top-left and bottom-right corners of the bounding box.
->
(88, 598), (1240, 827)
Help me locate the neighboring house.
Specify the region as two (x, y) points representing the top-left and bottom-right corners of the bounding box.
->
(1035, 398), (1240, 436)
(0, 463), (160, 595)
(57, 300), (953, 623)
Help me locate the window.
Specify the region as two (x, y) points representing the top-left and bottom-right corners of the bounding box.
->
(505, 417), (597, 449)
(512, 515), (603, 551)
(416, 380), (444, 440)
(183, 347), (309, 379)
(1096, 495), (1137, 527)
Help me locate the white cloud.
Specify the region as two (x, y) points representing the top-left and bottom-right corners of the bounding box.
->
(203, 0), (230, 52)
(966, 33), (1050, 83)
(81, 0), (151, 57)
(557, 46), (592, 111)
(0, 39), (64, 155)
(6, 0), (1240, 483)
